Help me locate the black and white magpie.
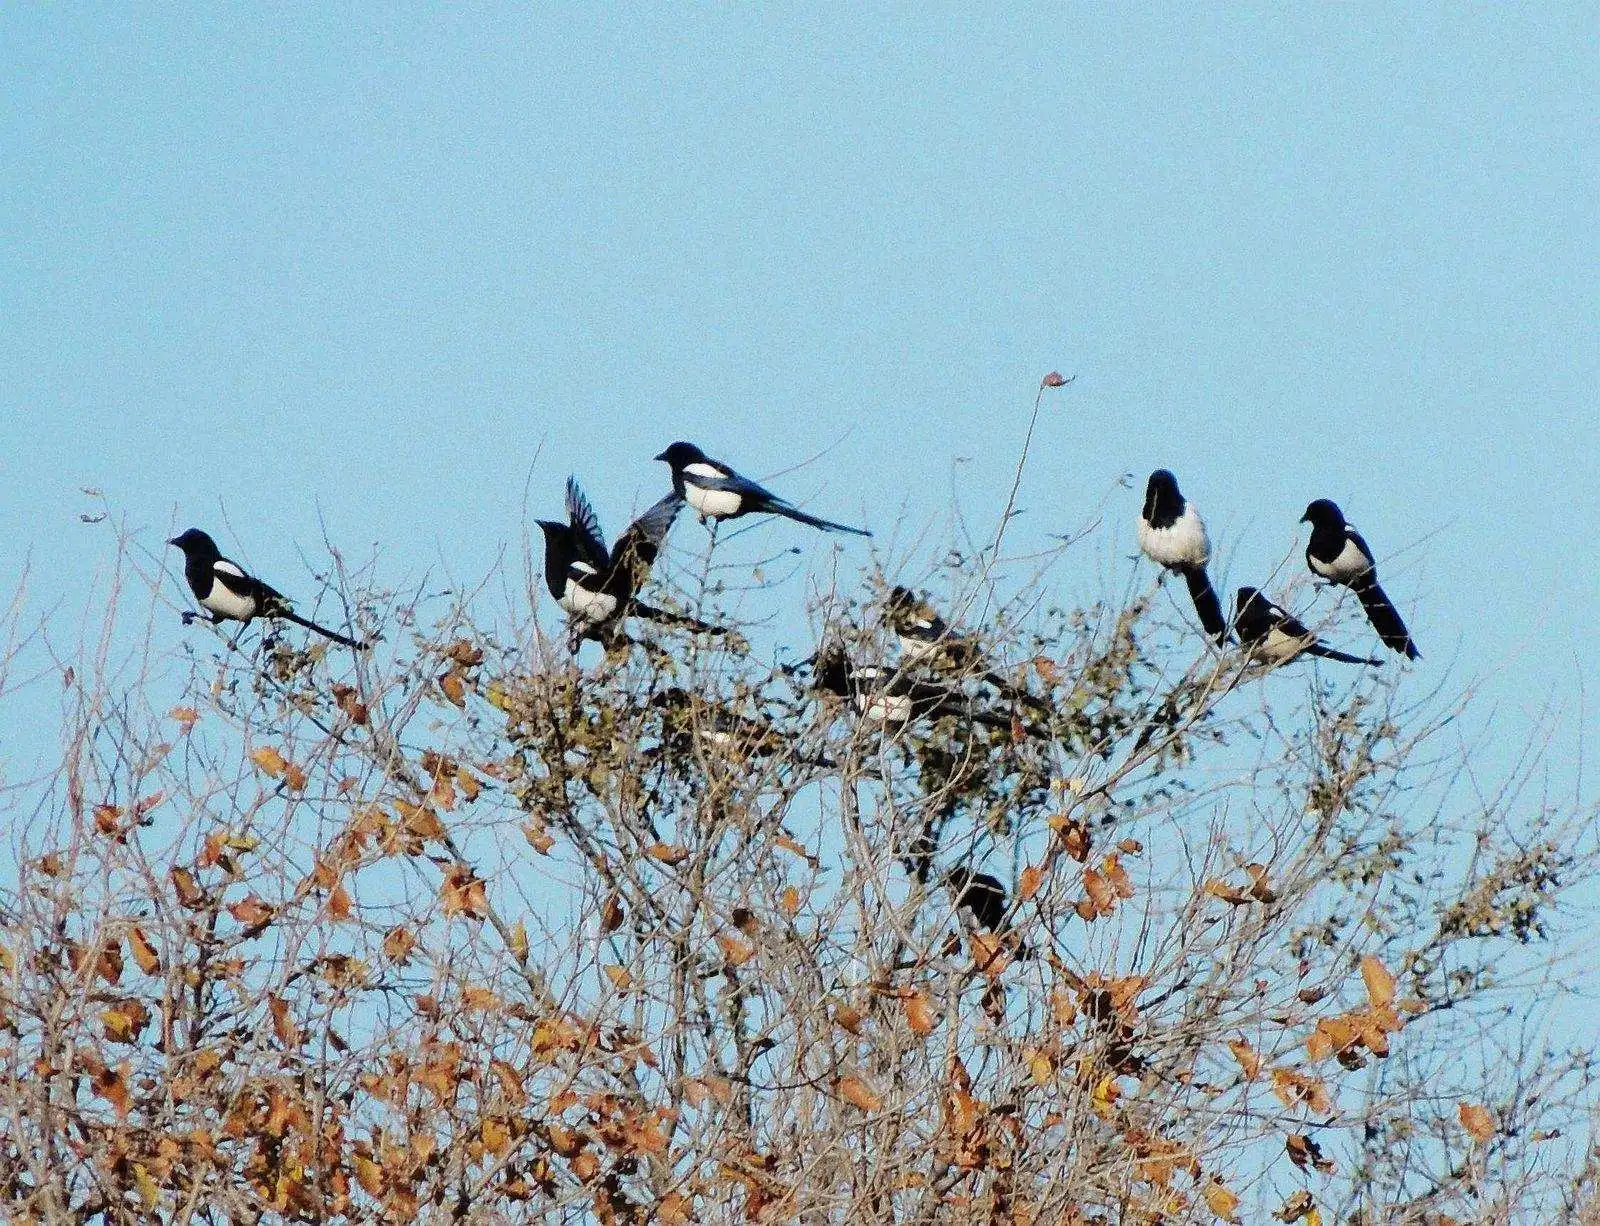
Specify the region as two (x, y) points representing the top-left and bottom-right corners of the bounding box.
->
(1233, 587), (1379, 667)
(1301, 498), (1419, 660)
(537, 478), (709, 647)
(884, 586), (1049, 713)
(1137, 470), (1227, 643)
(654, 441), (870, 536)
(169, 529), (364, 648)
(803, 640), (1015, 732)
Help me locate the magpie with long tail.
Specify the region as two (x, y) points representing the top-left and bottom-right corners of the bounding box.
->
(800, 640), (1019, 732)
(1233, 587), (1380, 667)
(537, 478), (722, 649)
(1301, 498), (1419, 660)
(654, 441), (871, 536)
(1138, 470), (1227, 643)
(169, 529), (365, 648)
(884, 586), (1049, 713)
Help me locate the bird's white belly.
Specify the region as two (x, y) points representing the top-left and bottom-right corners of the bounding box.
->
(203, 584), (258, 622)
(1138, 507), (1209, 570)
(685, 483), (743, 520)
(1311, 538), (1371, 584)
(1261, 627), (1308, 663)
(562, 581), (617, 625)
(897, 633), (941, 662)
(858, 691), (913, 723)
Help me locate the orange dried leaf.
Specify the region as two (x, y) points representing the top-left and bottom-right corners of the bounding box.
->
(717, 932), (755, 967)
(1204, 878), (1250, 905)
(438, 670), (467, 707)
(128, 926), (161, 975)
(1017, 864), (1045, 902)
(1202, 1179), (1241, 1222)
(382, 926), (416, 964)
(779, 885), (801, 915)
(249, 746), (288, 778)
(170, 866), (204, 908)
(603, 965), (633, 990)
(228, 895), (273, 929)
(169, 705), (200, 729)
(327, 882), (353, 921)
(1459, 1102), (1494, 1143)
(647, 842), (689, 865)
(1227, 1038), (1261, 1080)
(1359, 955), (1396, 1010)
(838, 1075), (883, 1112)
(904, 991), (937, 1036)
(268, 995), (302, 1048)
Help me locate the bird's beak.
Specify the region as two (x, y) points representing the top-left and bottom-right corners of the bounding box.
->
(781, 653), (817, 676)
(652, 449), (669, 463)
(1299, 513), (1311, 524)
(167, 536), (181, 547)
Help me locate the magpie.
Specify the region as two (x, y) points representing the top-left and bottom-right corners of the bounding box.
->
(1137, 470), (1227, 643)
(884, 586), (1049, 713)
(169, 529), (365, 648)
(536, 477), (685, 646)
(1233, 587), (1379, 667)
(942, 867), (1033, 960)
(803, 641), (1016, 732)
(1301, 498), (1419, 660)
(654, 441), (870, 536)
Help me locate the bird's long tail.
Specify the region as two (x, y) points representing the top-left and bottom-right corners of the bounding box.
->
(1182, 566), (1229, 643)
(280, 609), (366, 649)
(631, 601), (731, 637)
(772, 503), (872, 537)
(1355, 579), (1419, 660)
(1305, 642), (1382, 666)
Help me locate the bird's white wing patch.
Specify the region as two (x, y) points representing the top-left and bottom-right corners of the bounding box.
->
(214, 559), (248, 579)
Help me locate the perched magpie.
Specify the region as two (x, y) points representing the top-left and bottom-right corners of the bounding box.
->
(884, 586), (1049, 713)
(1233, 587), (1379, 667)
(943, 867), (1010, 932)
(1137, 470), (1227, 643)
(803, 641), (1015, 731)
(169, 529), (364, 648)
(942, 867), (1033, 960)
(654, 441), (870, 536)
(1301, 499), (1419, 660)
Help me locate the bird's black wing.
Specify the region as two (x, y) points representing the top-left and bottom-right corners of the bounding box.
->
(564, 477), (612, 574)
(213, 559), (278, 607)
(1344, 527), (1378, 570)
(605, 492), (683, 597)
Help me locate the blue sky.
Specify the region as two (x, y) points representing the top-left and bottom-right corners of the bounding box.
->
(2, 7), (1596, 776)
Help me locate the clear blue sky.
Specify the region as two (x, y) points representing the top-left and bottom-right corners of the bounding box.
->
(2, 7), (1596, 770)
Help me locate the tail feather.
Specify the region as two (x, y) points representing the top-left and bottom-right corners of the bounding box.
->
(630, 601), (730, 637)
(280, 609), (365, 649)
(1305, 642), (1382, 666)
(1182, 567), (1228, 643)
(771, 503), (872, 537)
(1355, 580), (1419, 660)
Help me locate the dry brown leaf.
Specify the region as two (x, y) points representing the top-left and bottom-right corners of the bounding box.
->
(438, 670), (467, 707)
(647, 842), (690, 865)
(904, 991), (937, 1036)
(128, 926), (160, 975)
(717, 932), (755, 967)
(249, 745), (287, 778)
(382, 926), (416, 965)
(779, 885), (801, 915)
(1227, 1038), (1261, 1080)
(1205, 878), (1251, 905)
(1459, 1102), (1495, 1143)
(838, 1074), (883, 1112)
(1017, 863), (1046, 902)
(1202, 1179), (1240, 1222)
(1359, 954), (1396, 1010)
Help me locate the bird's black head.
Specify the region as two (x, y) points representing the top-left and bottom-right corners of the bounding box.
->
(168, 528), (219, 559)
(886, 585), (918, 610)
(1142, 469), (1184, 523)
(1233, 586), (1261, 614)
(1301, 498), (1346, 529)
(654, 441), (706, 469)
